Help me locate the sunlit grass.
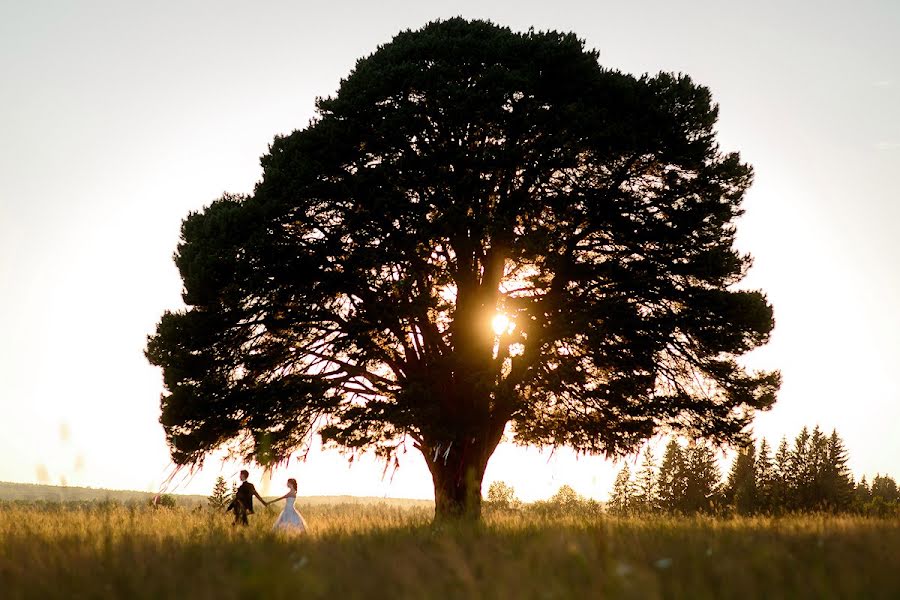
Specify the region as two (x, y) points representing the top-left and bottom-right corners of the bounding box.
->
(2, 504), (899, 599)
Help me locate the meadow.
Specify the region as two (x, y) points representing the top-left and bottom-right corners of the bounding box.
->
(2, 502), (899, 599)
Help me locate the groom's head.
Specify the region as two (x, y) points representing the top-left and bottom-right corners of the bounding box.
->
(239, 469), (249, 481)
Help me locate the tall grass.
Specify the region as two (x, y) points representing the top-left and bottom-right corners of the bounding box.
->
(2, 503), (899, 599)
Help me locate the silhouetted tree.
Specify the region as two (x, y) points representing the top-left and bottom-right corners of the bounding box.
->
(853, 475), (872, 510)
(772, 437), (792, 511)
(755, 438), (775, 512)
(634, 446), (659, 511)
(608, 463), (636, 515)
(657, 439), (687, 511)
(485, 480), (520, 510)
(726, 443), (756, 514)
(788, 427), (813, 509)
(683, 443), (721, 513)
(144, 18), (779, 520)
(207, 476), (230, 510)
(820, 430), (853, 511)
(551, 484), (583, 508)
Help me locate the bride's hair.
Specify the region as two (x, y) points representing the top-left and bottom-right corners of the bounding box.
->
(287, 478), (297, 491)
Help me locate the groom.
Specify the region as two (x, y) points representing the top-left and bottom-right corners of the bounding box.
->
(226, 469), (267, 526)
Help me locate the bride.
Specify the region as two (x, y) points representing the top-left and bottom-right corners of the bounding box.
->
(266, 478), (308, 535)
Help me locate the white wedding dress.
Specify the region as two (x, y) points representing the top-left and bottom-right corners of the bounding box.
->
(273, 495), (307, 534)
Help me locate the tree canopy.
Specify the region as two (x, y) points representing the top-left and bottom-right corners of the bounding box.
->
(145, 18), (779, 518)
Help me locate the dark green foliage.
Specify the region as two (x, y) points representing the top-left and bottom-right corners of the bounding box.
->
(150, 494), (177, 509)
(772, 437), (792, 509)
(657, 438), (688, 511)
(755, 438), (776, 512)
(145, 18), (778, 518)
(613, 427), (892, 516)
(617, 437), (722, 515)
(820, 430), (854, 511)
(853, 476), (871, 506)
(727, 427), (868, 514)
(725, 443), (756, 514)
(870, 475), (899, 503)
(855, 474), (900, 516)
(682, 444), (722, 513)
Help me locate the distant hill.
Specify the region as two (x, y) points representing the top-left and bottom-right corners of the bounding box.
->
(0, 481), (433, 508)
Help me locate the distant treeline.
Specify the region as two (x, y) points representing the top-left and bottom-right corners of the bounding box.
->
(0, 481), (203, 506)
(608, 426), (899, 516)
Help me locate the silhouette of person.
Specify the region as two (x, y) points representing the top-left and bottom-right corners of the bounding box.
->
(226, 469), (267, 526)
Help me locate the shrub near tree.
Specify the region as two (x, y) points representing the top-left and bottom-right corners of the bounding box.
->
(146, 18), (780, 520)
(485, 481), (521, 511)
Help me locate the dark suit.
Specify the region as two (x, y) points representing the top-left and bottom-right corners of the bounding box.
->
(226, 481), (257, 525)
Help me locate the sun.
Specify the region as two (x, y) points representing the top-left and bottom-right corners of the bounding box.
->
(492, 313), (512, 336)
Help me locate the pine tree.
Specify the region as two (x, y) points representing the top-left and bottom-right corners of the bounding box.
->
(853, 475), (872, 511)
(772, 437), (791, 512)
(821, 430), (854, 511)
(789, 427), (812, 510)
(808, 426), (829, 509)
(726, 443), (756, 514)
(657, 439), (687, 512)
(608, 463), (636, 515)
(755, 438), (776, 512)
(207, 476), (230, 510)
(684, 443), (722, 513)
(634, 445), (658, 512)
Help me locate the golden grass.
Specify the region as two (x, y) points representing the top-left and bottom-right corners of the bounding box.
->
(2, 504), (899, 599)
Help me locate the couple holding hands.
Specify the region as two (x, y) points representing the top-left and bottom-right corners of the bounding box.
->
(227, 469), (307, 534)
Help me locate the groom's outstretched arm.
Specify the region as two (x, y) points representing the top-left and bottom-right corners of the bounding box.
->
(251, 484), (267, 506)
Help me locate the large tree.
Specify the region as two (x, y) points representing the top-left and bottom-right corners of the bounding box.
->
(145, 18), (779, 519)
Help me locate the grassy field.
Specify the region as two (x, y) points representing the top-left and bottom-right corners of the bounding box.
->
(2, 502), (899, 599)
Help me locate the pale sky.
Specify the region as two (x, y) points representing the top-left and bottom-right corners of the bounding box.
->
(1, 1), (898, 501)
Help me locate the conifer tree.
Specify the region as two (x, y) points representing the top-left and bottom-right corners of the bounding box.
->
(772, 437), (792, 511)
(853, 475), (872, 511)
(657, 439), (687, 512)
(608, 464), (635, 515)
(684, 443), (722, 513)
(726, 443), (756, 514)
(808, 426), (829, 508)
(821, 430), (853, 511)
(755, 438), (776, 512)
(634, 445), (659, 512)
(207, 476), (230, 510)
(789, 427), (812, 509)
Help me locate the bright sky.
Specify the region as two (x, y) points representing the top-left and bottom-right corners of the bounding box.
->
(2, 1), (898, 502)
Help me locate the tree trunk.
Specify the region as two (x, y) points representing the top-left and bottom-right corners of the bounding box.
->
(423, 435), (499, 522)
